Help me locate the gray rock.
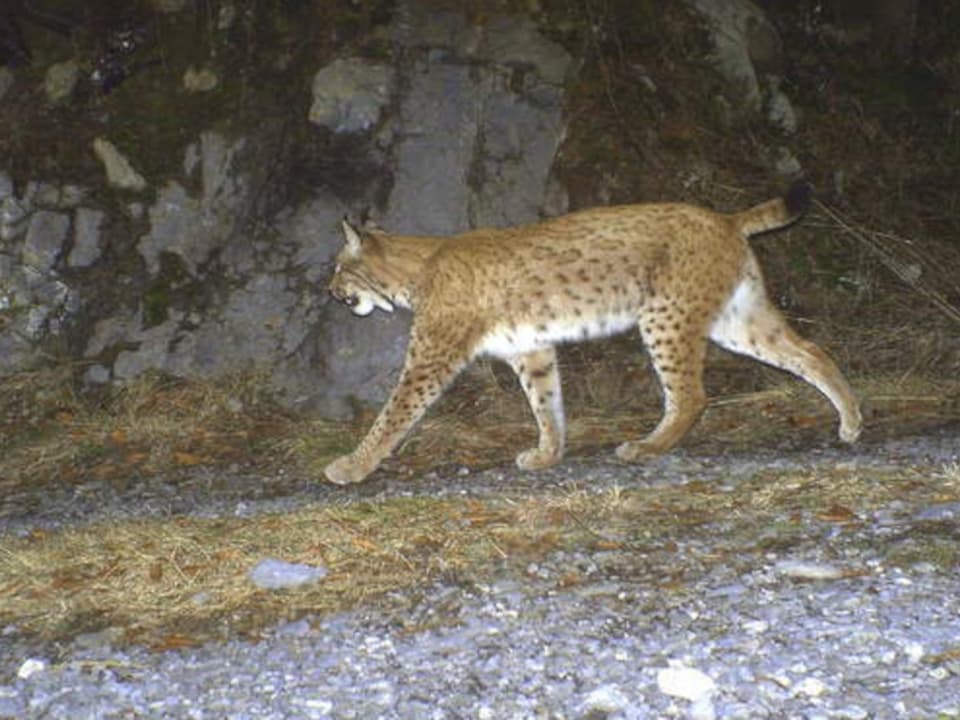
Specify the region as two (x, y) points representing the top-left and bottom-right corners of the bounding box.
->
(1, 194), (28, 242)
(220, 273), (303, 361)
(476, 15), (572, 85)
(138, 132), (248, 276)
(183, 66), (218, 93)
(305, 5), (569, 415)
(684, 0), (779, 116)
(384, 61), (486, 235)
(23, 210), (70, 272)
(92, 138), (147, 191)
(392, 3), (570, 85)
(113, 313), (184, 380)
(0, 329), (36, 373)
(249, 558), (327, 590)
(0, 172), (12, 200)
(82, 364), (111, 384)
(44, 59), (80, 103)
(309, 306), (410, 418)
(24, 305), (52, 339)
(766, 77), (798, 134)
(27, 182), (86, 209)
(469, 76), (567, 228)
(771, 146), (802, 176)
(68, 208), (104, 268)
(137, 181), (200, 274)
(4, 4), (569, 411)
(85, 312), (141, 359)
(391, 4), (478, 53)
(287, 192), (347, 284)
(309, 59), (394, 133)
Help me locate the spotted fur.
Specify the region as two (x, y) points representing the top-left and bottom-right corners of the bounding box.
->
(324, 182), (861, 484)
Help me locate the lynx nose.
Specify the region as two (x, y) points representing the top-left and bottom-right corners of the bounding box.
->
(330, 288), (358, 308)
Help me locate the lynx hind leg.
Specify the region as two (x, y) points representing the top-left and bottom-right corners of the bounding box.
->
(709, 268), (862, 443)
(324, 329), (470, 485)
(617, 304), (709, 462)
(508, 347), (565, 470)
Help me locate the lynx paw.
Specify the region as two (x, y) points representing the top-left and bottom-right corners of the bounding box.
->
(324, 454), (371, 485)
(515, 447), (562, 471)
(839, 409), (863, 444)
(615, 440), (663, 463)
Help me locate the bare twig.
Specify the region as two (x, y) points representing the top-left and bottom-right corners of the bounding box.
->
(814, 199), (960, 325)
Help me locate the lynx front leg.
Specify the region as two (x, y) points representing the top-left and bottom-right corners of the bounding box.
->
(508, 346), (565, 470)
(325, 333), (469, 485)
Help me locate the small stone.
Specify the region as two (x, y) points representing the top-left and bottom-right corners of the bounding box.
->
(183, 66), (218, 92)
(774, 560), (844, 581)
(581, 684), (629, 714)
(82, 364), (111, 385)
(45, 59), (80, 103)
(771, 146), (802, 177)
(658, 665), (717, 702)
(249, 558), (328, 590)
(903, 641), (925, 663)
(23, 210), (70, 272)
(92, 138), (148, 191)
(217, 3), (236, 30)
(691, 695), (717, 720)
(17, 658), (47, 680)
(742, 619), (769, 634)
(766, 81), (798, 134)
(275, 618), (313, 637)
(794, 677), (828, 697)
(68, 208), (105, 268)
(1, 196), (28, 241)
(309, 58), (394, 133)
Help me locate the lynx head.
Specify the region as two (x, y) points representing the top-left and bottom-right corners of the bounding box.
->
(328, 220), (397, 316)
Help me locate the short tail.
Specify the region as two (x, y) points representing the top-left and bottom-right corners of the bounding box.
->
(730, 180), (813, 236)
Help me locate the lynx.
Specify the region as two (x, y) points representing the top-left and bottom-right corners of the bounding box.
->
(324, 182), (861, 485)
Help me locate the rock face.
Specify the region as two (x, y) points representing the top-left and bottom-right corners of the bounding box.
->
(304, 3), (571, 416)
(684, 0), (801, 174)
(0, 0), (572, 419)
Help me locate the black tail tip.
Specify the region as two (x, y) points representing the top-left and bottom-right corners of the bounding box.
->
(785, 179), (814, 216)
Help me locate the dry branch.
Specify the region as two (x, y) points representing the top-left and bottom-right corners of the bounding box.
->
(814, 199), (960, 326)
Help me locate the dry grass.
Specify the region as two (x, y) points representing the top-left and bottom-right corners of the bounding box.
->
(0, 368), (293, 494)
(3, 354), (957, 494)
(3, 454), (958, 646)
(1, 353), (958, 647)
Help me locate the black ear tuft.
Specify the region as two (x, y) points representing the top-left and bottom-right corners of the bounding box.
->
(785, 179), (814, 216)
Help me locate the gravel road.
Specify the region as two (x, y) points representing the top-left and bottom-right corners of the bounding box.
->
(2, 430), (959, 720)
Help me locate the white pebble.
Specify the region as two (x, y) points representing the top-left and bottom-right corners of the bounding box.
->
(657, 666), (717, 702)
(903, 641), (926, 663)
(17, 658), (47, 680)
(690, 695), (717, 720)
(581, 684), (629, 713)
(775, 560), (845, 580)
(249, 558), (327, 590)
(794, 677), (828, 697)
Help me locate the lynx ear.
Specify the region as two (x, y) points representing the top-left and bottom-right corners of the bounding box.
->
(341, 218), (363, 256)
